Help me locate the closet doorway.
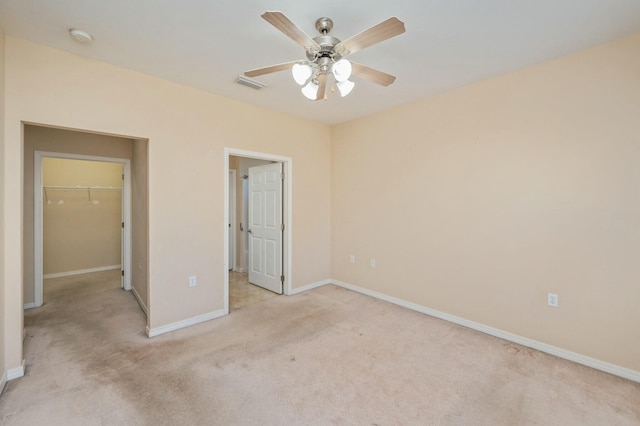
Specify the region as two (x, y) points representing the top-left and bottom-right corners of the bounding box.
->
(33, 152), (132, 307)
(23, 124), (149, 335)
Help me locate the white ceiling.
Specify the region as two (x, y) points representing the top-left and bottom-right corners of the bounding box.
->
(1, 0), (639, 125)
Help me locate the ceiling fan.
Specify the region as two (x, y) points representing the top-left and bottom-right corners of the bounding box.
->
(244, 11), (406, 101)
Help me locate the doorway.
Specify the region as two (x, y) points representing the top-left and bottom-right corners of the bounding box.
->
(224, 149), (292, 314)
(34, 152), (132, 307)
(23, 124), (149, 322)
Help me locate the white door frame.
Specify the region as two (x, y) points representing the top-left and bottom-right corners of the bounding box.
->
(228, 169), (237, 271)
(224, 148), (292, 314)
(34, 151), (132, 307)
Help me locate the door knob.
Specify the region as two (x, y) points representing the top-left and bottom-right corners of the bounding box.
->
(248, 229), (252, 234)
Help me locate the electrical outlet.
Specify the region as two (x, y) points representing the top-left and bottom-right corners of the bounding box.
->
(370, 259), (376, 268)
(350, 255), (355, 264)
(547, 293), (558, 307)
(189, 276), (197, 287)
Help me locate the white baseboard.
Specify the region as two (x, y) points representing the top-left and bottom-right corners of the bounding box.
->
(43, 264), (121, 279)
(331, 279), (640, 384)
(131, 286), (148, 317)
(7, 361), (25, 381)
(0, 371), (6, 395)
(146, 309), (226, 338)
(288, 279), (331, 295)
(24, 302), (37, 310)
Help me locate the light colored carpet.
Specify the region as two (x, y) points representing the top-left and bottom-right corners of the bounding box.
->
(1, 270), (639, 425)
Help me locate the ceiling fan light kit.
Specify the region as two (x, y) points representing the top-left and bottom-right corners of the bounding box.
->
(301, 80), (319, 100)
(337, 79), (355, 97)
(292, 63), (313, 85)
(331, 59), (352, 82)
(244, 11), (405, 101)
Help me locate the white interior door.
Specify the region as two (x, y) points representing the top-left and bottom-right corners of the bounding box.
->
(248, 162), (283, 294)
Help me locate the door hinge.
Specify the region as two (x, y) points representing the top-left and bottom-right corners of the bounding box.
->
(280, 172), (284, 180)
(121, 222), (124, 229)
(122, 174), (125, 181)
(121, 270), (124, 277)
(280, 275), (285, 284)
(281, 223), (285, 232)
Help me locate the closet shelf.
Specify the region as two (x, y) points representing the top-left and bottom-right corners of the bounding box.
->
(43, 185), (122, 191)
(43, 185), (122, 203)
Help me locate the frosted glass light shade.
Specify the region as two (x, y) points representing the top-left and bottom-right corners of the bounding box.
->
(337, 79), (355, 97)
(332, 59), (352, 82)
(301, 80), (319, 100)
(292, 63), (312, 85)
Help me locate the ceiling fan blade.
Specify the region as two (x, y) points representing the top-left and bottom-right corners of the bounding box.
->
(316, 73), (328, 101)
(262, 11), (320, 52)
(244, 61), (298, 78)
(335, 17), (405, 56)
(351, 62), (397, 86)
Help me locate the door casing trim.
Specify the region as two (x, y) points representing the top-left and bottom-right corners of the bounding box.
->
(228, 168), (237, 272)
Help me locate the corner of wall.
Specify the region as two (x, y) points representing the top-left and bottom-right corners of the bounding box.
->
(0, 21), (8, 386)
(131, 138), (149, 314)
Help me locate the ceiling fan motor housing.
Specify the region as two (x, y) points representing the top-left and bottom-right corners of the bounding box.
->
(307, 35), (342, 60)
(306, 17), (344, 65)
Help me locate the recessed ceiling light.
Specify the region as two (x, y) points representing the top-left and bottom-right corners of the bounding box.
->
(69, 28), (93, 43)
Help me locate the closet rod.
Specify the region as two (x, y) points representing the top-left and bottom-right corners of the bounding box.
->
(43, 185), (122, 190)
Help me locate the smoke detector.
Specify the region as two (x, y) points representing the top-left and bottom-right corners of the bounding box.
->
(69, 28), (93, 43)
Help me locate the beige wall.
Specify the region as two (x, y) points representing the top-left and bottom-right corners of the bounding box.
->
(23, 125), (134, 305)
(42, 158), (123, 275)
(0, 26), (6, 380)
(331, 33), (640, 372)
(131, 139), (149, 313)
(3, 37), (331, 371)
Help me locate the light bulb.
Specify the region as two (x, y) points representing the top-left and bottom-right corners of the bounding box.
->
(291, 63), (312, 86)
(332, 59), (352, 82)
(337, 79), (355, 97)
(301, 80), (319, 100)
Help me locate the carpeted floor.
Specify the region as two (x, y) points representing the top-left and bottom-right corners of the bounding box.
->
(1, 270), (639, 425)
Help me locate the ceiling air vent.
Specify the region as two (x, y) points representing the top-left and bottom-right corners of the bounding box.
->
(235, 75), (266, 90)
